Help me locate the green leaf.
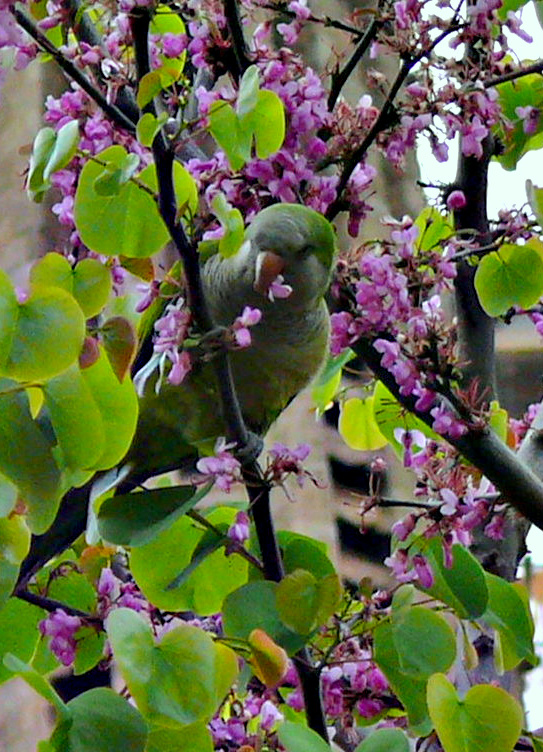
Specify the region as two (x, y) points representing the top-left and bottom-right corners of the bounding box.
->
(0, 517), (31, 610)
(209, 101), (246, 172)
(31, 254), (111, 319)
(130, 507), (248, 613)
(414, 207), (453, 252)
(74, 145), (169, 258)
(0, 269), (18, 373)
(373, 621), (432, 734)
(43, 364), (106, 471)
(3, 654), (68, 718)
(0, 380), (62, 534)
(136, 112), (168, 148)
(172, 160), (198, 217)
(27, 127), (57, 201)
(495, 74), (543, 170)
(427, 674), (523, 752)
(48, 570), (97, 613)
(391, 606), (456, 679)
(100, 316), (137, 382)
(137, 71), (166, 109)
(0, 599), (45, 685)
(146, 722), (213, 752)
(489, 400), (508, 442)
(1, 286), (86, 383)
(277, 721), (332, 752)
(211, 193), (245, 258)
(81, 348), (139, 471)
(409, 537), (488, 619)
(73, 629), (105, 676)
(107, 609), (238, 727)
(311, 348), (356, 414)
(42, 119), (80, 181)
(355, 728), (410, 752)
(97, 484), (211, 547)
(50, 687), (148, 752)
(247, 88), (285, 159)
(474, 243), (543, 316)
(236, 65), (260, 119)
(248, 628), (289, 688)
(482, 573), (536, 670)
(276, 569), (319, 635)
(93, 153), (141, 197)
(372, 381), (439, 456)
(496, 0), (530, 19)
(339, 396), (388, 450)
(222, 581), (306, 655)
(276, 570), (341, 636)
(527, 180), (543, 228)
(279, 532), (335, 579)
(0, 473), (17, 518)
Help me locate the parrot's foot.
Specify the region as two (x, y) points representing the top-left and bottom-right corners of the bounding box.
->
(236, 431), (264, 466)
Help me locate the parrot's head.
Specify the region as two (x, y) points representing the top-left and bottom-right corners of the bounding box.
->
(243, 204), (337, 305)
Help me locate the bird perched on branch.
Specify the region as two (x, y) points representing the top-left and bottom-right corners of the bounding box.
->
(19, 203), (337, 581)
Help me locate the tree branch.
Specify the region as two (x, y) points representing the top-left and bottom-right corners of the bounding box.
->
(484, 60), (543, 88)
(15, 587), (101, 623)
(12, 7), (136, 133)
(224, 0), (252, 79)
(352, 337), (543, 531)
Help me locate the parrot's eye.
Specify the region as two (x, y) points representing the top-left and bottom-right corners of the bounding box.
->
(299, 244), (312, 257)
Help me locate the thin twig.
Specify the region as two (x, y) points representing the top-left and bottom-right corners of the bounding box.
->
(326, 25), (461, 220)
(484, 60), (543, 88)
(328, 16), (382, 110)
(258, 1), (368, 37)
(16, 588), (102, 624)
(12, 7), (136, 133)
(186, 509), (264, 571)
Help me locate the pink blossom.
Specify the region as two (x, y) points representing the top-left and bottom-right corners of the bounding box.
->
(260, 699), (284, 731)
(268, 275), (293, 301)
(447, 190), (467, 210)
(357, 698), (384, 718)
(515, 105), (540, 135)
(39, 609), (82, 666)
(168, 350), (192, 386)
(391, 513), (417, 541)
(232, 306), (262, 347)
(227, 510), (251, 544)
(484, 513), (506, 539)
(461, 116), (488, 159)
(413, 554), (434, 588)
(162, 32), (188, 58)
(430, 404), (467, 438)
(196, 438), (242, 492)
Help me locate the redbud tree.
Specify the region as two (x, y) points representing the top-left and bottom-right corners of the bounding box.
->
(1, 0), (543, 749)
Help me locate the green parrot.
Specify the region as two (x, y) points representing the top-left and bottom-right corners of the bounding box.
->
(18, 203), (336, 582)
(127, 202), (337, 480)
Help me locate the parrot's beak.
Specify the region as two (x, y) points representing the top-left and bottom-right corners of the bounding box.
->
(253, 251), (285, 296)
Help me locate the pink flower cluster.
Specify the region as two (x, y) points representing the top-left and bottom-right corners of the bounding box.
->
(196, 438), (243, 492)
(39, 609), (82, 666)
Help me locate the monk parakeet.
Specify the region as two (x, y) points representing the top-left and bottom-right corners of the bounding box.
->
(127, 202), (337, 480)
(19, 203), (336, 582)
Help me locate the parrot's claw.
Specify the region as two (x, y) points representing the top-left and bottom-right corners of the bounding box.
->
(236, 431), (264, 466)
